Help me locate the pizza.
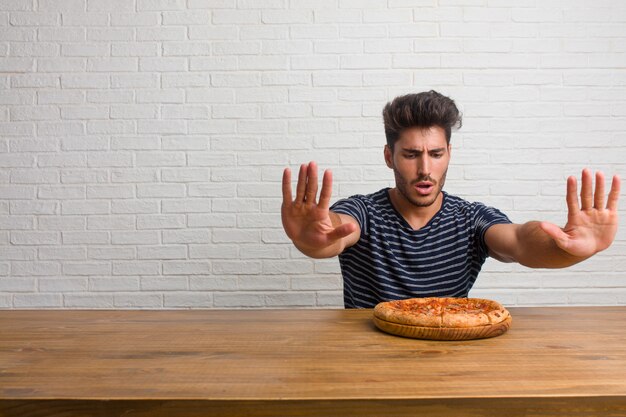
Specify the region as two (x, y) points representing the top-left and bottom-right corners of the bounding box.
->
(373, 297), (510, 328)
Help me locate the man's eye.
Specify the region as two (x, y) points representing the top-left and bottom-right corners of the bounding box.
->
(404, 154), (417, 159)
(432, 153), (443, 158)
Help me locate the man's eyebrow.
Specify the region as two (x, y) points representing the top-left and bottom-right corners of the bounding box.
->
(401, 147), (446, 153)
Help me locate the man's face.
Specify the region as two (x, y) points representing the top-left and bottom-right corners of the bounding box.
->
(384, 126), (451, 208)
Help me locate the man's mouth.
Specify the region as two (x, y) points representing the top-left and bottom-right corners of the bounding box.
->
(414, 181), (434, 196)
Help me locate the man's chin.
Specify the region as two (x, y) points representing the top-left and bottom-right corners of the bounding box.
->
(408, 196), (438, 207)
(401, 189), (440, 208)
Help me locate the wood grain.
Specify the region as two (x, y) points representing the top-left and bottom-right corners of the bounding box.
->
(1, 307), (626, 417)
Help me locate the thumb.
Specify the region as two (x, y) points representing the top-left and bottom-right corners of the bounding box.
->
(539, 221), (570, 251)
(327, 223), (357, 242)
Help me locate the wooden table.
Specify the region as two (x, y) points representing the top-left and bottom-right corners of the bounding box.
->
(1, 307), (625, 417)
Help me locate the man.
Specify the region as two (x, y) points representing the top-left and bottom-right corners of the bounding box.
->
(281, 90), (621, 308)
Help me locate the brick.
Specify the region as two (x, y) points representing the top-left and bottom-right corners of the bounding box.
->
(110, 105), (159, 120)
(10, 200), (57, 214)
(0, 90), (33, 106)
(11, 105), (59, 121)
(316, 291), (343, 307)
(64, 293), (115, 308)
(64, 262), (110, 276)
(163, 261), (210, 275)
(61, 12), (108, 26)
(0, 27), (35, 41)
(163, 229), (211, 244)
(212, 9), (260, 24)
(138, 245), (187, 259)
(87, 0), (134, 11)
(162, 199), (211, 213)
(38, 0), (85, 11)
(111, 231), (159, 245)
(87, 215), (134, 230)
(188, 25), (238, 40)
(164, 292), (213, 308)
(141, 276), (188, 291)
(187, 214), (236, 228)
(88, 247), (136, 260)
(62, 231), (109, 244)
(38, 216), (85, 231)
(190, 277), (238, 291)
(39, 277), (88, 292)
(61, 43), (108, 57)
(11, 231), (59, 245)
(162, 10), (211, 25)
(136, 89), (184, 104)
(138, 0), (186, 11)
(213, 292), (263, 308)
(161, 168), (209, 182)
(13, 261), (61, 276)
(39, 246), (86, 260)
(137, 214), (185, 230)
(111, 137), (160, 150)
(88, 27), (133, 41)
(0, 277), (35, 291)
(114, 293), (163, 308)
(189, 244), (238, 259)
(112, 261), (160, 275)
(111, 11), (160, 26)
(262, 9), (312, 24)
(10, 12), (60, 26)
(341, 54), (390, 69)
(39, 27), (86, 42)
(161, 73), (208, 88)
(14, 293), (63, 308)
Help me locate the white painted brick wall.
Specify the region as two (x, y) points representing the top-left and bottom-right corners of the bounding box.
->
(1, 1), (625, 309)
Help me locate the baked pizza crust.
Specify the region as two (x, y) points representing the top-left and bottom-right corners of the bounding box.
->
(374, 297), (510, 328)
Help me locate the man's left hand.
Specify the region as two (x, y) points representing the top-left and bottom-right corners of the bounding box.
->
(540, 168), (621, 258)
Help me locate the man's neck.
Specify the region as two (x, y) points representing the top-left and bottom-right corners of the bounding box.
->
(388, 188), (444, 231)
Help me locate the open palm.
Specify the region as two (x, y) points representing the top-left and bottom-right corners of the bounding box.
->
(540, 169), (621, 257)
(281, 162), (355, 253)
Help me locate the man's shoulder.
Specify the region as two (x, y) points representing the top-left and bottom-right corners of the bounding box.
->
(441, 192), (495, 218)
(442, 192), (479, 211)
(442, 192), (511, 224)
(333, 188), (390, 207)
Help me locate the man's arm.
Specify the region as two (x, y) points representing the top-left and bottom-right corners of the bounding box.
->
(282, 161), (361, 259)
(485, 169), (621, 268)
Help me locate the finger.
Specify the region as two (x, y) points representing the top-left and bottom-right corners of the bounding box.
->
(606, 174), (621, 211)
(326, 222), (357, 242)
(580, 168), (593, 210)
(318, 169), (333, 210)
(295, 163), (307, 204)
(565, 175), (579, 213)
(282, 168), (292, 205)
(593, 171), (605, 210)
(539, 221), (571, 252)
(304, 161), (318, 204)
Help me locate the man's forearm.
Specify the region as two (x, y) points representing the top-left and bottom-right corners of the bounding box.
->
(515, 221), (588, 268)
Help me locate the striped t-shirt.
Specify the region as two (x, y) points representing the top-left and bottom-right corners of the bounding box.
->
(330, 188), (511, 309)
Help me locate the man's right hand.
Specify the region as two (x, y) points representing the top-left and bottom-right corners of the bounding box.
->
(281, 161), (358, 258)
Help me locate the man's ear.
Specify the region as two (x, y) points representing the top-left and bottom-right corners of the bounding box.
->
(384, 145), (393, 168)
(448, 143), (452, 157)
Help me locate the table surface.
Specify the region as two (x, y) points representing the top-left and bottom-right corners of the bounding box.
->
(1, 307), (626, 416)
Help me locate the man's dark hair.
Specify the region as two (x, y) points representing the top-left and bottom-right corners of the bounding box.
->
(382, 90), (462, 149)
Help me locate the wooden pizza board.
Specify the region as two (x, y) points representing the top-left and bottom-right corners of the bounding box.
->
(373, 315), (512, 341)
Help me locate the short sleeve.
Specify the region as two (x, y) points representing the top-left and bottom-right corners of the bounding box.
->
(472, 204), (512, 259)
(330, 195), (369, 236)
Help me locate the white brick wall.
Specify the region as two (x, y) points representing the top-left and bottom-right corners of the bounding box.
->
(1, 1), (625, 309)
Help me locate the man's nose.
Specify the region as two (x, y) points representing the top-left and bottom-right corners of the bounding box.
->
(418, 154), (430, 175)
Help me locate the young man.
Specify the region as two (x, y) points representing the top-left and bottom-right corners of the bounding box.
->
(281, 91), (621, 308)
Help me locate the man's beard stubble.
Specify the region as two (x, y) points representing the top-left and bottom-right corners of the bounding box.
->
(393, 168), (447, 208)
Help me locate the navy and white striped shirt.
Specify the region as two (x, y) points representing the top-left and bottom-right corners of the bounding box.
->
(330, 188), (511, 309)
